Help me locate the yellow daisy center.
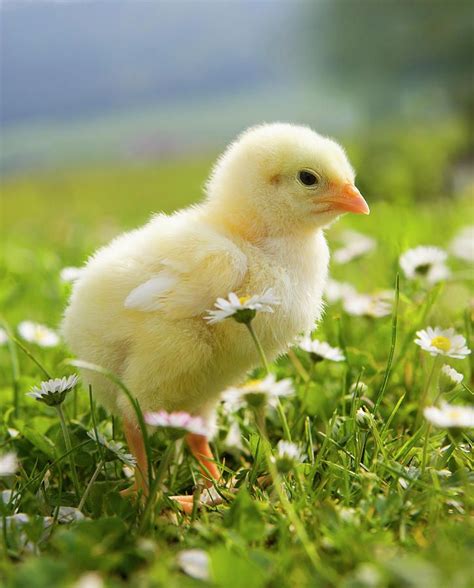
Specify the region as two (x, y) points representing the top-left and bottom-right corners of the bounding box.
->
(243, 378), (262, 390)
(431, 336), (451, 352)
(35, 328), (46, 341)
(447, 409), (461, 419)
(239, 296), (251, 305)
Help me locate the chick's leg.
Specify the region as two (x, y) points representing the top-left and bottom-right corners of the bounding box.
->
(186, 433), (220, 482)
(171, 434), (221, 514)
(120, 419), (149, 497)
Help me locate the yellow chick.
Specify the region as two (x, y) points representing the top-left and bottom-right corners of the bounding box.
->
(62, 123), (369, 508)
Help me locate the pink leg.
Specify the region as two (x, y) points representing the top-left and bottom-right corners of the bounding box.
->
(120, 419), (149, 497)
(185, 433), (220, 484)
(171, 433), (221, 513)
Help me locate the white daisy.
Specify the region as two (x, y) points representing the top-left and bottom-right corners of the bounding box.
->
(0, 328), (8, 345)
(56, 506), (85, 523)
(349, 381), (369, 396)
(337, 506), (359, 524)
(343, 291), (392, 318)
(439, 364), (464, 393)
(18, 321), (60, 347)
(450, 226), (474, 263)
(177, 549), (210, 581)
(87, 430), (137, 467)
(323, 279), (357, 304)
(298, 336), (345, 362)
(424, 403), (474, 428)
(333, 230), (376, 264)
(399, 246), (450, 284)
(273, 440), (305, 473)
(0, 452), (18, 477)
(276, 440), (304, 461)
(435, 469), (452, 478)
(1, 490), (13, 504)
(122, 465), (134, 479)
(205, 288), (279, 325)
(73, 572), (104, 588)
(221, 420), (245, 452)
(222, 374), (294, 410)
(398, 465), (420, 489)
(144, 411), (209, 436)
(414, 327), (471, 359)
(60, 266), (82, 283)
(27, 374), (79, 407)
(355, 407), (372, 429)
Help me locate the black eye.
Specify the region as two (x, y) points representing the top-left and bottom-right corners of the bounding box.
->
(298, 170), (318, 187)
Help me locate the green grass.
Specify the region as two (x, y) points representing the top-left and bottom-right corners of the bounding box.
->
(0, 157), (473, 587)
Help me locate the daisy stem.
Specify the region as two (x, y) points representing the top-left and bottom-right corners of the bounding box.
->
(89, 386), (106, 476)
(299, 361), (316, 417)
(245, 321), (292, 441)
(287, 349), (310, 383)
(421, 423), (432, 474)
(245, 322), (270, 374)
(78, 460), (103, 512)
(56, 404), (81, 500)
(416, 356), (440, 428)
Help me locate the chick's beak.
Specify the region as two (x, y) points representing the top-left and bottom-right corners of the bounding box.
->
(323, 183), (370, 215)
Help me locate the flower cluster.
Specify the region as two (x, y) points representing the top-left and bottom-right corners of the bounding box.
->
(415, 326), (472, 430)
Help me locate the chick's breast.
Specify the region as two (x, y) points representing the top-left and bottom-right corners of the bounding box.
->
(234, 230), (329, 354)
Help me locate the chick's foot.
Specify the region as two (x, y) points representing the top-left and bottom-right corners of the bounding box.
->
(170, 486), (223, 514)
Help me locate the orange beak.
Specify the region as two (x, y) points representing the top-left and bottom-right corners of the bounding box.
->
(322, 183), (370, 215)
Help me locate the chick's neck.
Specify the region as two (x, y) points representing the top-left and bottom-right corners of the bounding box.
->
(201, 200), (314, 245)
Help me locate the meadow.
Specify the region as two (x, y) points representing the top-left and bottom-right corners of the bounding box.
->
(0, 143), (473, 587)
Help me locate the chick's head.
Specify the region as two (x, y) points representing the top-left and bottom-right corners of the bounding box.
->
(206, 123), (369, 236)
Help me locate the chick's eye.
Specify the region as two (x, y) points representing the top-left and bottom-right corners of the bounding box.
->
(298, 170), (319, 187)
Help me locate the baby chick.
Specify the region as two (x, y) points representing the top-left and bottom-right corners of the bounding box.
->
(62, 123), (369, 508)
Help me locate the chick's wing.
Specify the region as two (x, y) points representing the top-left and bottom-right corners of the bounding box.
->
(124, 221), (247, 319)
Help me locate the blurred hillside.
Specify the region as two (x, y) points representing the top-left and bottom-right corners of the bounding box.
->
(0, 0), (472, 190)
(1, 1), (351, 173)
(1, 1), (300, 127)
